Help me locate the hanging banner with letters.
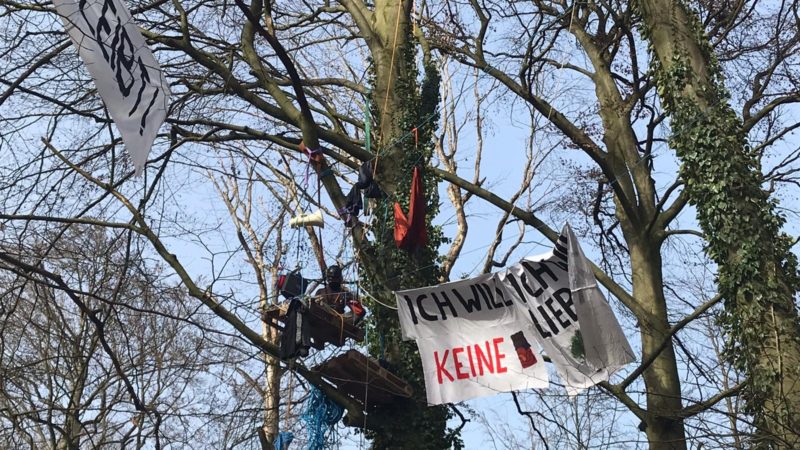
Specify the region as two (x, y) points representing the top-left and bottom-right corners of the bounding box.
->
(396, 273), (549, 405)
(498, 225), (635, 395)
(54, 0), (170, 176)
(396, 224), (634, 403)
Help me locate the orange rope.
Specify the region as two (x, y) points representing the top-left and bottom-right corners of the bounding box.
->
(372, 0), (405, 177)
(335, 309), (345, 345)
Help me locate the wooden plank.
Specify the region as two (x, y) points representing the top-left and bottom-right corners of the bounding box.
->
(306, 299), (365, 344)
(313, 350), (413, 406)
(261, 304), (288, 332)
(344, 351), (413, 398)
(261, 299), (364, 349)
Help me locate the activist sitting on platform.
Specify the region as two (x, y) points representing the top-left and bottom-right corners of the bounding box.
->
(314, 265), (366, 326)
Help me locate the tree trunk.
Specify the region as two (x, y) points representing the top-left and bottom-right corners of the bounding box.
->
(338, 2), (457, 447)
(262, 324), (281, 447)
(576, 18), (689, 446)
(637, 0), (800, 446)
(59, 311), (96, 450)
(630, 238), (687, 450)
(342, 0), (415, 195)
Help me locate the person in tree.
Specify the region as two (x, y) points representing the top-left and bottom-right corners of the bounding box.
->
(314, 265), (366, 325)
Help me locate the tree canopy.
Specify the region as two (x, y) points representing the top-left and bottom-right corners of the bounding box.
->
(1, 0), (799, 448)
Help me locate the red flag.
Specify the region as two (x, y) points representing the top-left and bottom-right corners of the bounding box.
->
(394, 166), (428, 250)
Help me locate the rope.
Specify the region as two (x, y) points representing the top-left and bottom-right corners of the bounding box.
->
(360, 287), (398, 310)
(357, 257), (370, 442)
(335, 305), (345, 345)
(274, 431), (294, 450)
(365, 93), (372, 154)
(372, 0), (405, 177)
(362, 336), (370, 442)
(301, 386), (344, 450)
(302, 144), (324, 187)
(316, 171), (326, 275)
(285, 369), (296, 425)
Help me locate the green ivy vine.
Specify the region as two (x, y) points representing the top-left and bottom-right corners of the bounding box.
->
(358, 31), (463, 450)
(636, 0), (800, 444)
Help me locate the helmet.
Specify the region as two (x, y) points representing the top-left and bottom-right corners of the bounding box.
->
(325, 265), (343, 284)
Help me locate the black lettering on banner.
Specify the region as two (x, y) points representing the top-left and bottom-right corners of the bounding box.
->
(469, 284), (493, 310)
(140, 91), (159, 134)
(111, 22), (136, 95)
(505, 270), (546, 301)
(454, 288), (482, 313)
(416, 294), (438, 322)
(528, 309), (551, 339)
(521, 270), (544, 298)
(545, 296), (570, 329)
(430, 291), (457, 320)
(531, 288), (577, 336)
(553, 235), (569, 263)
(503, 273), (528, 303)
(536, 304), (560, 335)
(93, 1), (114, 61)
(495, 284), (512, 306)
(79, 0), (160, 134)
(553, 287), (577, 321)
(80, 0), (117, 35)
(480, 282), (504, 308)
(520, 261), (559, 291)
(135, 62), (159, 135)
(545, 259), (568, 272)
(404, 295), (419, 325)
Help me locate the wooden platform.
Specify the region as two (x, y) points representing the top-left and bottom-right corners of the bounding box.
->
(313, 350), (413, 406)
(262, 298), (364, 349)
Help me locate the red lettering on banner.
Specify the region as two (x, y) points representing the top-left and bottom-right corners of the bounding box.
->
(453, 347), (469, 379)
(434, 350), (454, 383)
(493, 337), (508, 373)
(433, 337), (509, 383)
(466, 345), (477, 377)
(474, 341), (494, 375)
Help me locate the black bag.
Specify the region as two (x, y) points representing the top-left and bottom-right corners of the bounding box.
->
(276, 270), (308, 299)
(280, 299), (310, 359)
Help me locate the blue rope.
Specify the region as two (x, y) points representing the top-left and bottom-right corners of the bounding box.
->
(301, 386), (344, 450)
(274, 431), (294, 450)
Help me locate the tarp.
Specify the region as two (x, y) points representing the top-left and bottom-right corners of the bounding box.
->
(54, 0), (170, 175)
(396, 224), (634, 403)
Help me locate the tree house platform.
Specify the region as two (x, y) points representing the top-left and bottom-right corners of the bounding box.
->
(262, 298), (364, 349)
(313, 350), (413, 406)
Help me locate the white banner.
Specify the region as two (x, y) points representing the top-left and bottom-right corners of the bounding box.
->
(397, 274), (548, 405)
(396, 224), (634, 403)
(54, 0), (170, 175)
(498, 225), (635, 395)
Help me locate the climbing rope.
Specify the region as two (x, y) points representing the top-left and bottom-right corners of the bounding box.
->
(274, 431), (294, 450)
(301, 386), (344, 450)
(335, 307), (345, 345)
(372, 0), (405, 177)
(364, 93), (372, 154)
(355, 256), (370, 443)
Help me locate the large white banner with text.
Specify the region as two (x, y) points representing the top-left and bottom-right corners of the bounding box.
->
(397, 225), (634, 403)
(54, 0), (170, 175)
(397, 274), (548, 404)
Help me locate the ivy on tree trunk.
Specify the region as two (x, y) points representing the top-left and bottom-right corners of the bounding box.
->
(358, 35), (462, 449)
(636, 0), (800, 447)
